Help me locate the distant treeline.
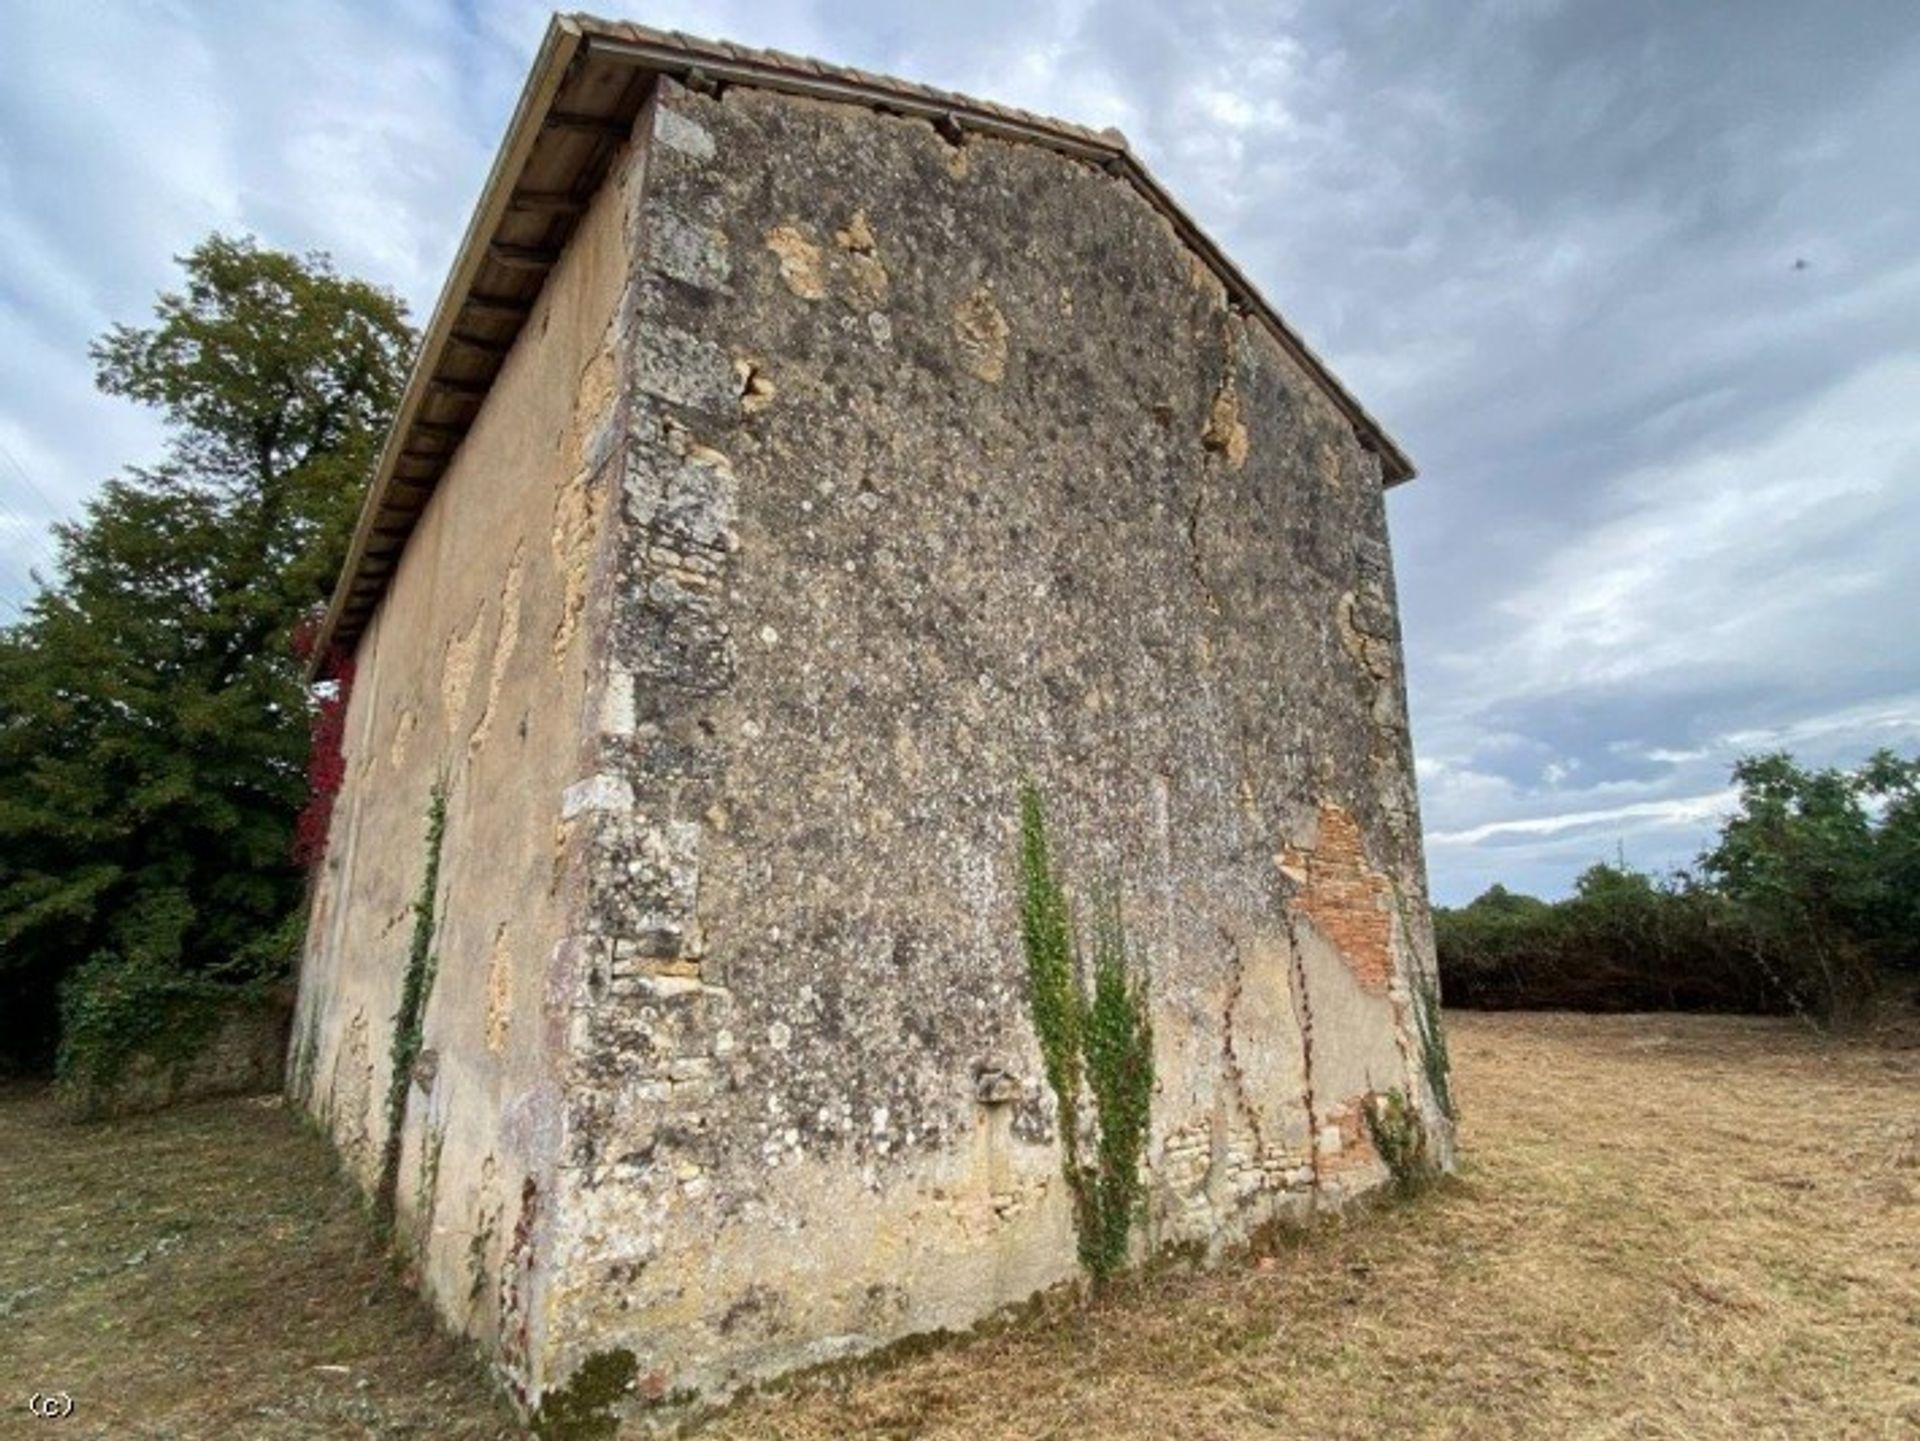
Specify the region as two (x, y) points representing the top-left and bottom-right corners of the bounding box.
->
(1435, 751), (1920, 1027)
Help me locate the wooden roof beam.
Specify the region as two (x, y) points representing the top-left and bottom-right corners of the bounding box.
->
(488, 242), (562, 270)
(508, 190), (588, 216)
(545, 110), (628, 137)
(463, 293), (532, 319)
(448, 331), (513, 358)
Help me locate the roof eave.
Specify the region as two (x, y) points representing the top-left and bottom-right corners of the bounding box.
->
(307, 14), (588, 675)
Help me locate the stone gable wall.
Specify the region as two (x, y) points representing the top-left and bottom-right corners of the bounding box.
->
(528, 76), (1444, 1410)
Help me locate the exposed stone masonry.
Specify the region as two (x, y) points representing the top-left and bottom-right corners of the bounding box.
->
(293, 55), (1446, 1428)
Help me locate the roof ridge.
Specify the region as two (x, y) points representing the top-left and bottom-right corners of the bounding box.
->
(568, 12), (1130, 153)
(308, 13), (1413, 669)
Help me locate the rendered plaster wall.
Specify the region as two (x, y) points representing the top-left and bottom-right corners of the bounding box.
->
(287, 121), (641, 1373)
(536, 77), (1446, 1412)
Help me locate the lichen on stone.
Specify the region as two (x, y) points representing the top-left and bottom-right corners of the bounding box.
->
(764, 223), (826, 300)
(952, 284), (1010, 382)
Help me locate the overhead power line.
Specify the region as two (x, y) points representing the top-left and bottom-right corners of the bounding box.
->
(0, 437), (68, 575)
(0, 436), (68, 519)
(0, 498), (61, 579)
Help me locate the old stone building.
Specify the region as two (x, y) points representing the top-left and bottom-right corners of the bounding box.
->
(291, 12), (1447, 1424)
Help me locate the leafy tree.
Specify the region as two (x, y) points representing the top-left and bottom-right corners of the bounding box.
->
(1437, 748), (1920, 1027)
(0, 235), (411, 1073)
(1697, 752), (1885, 1024)
(1859, 749), (1920, 967)
(1458, 882), (1553, 921)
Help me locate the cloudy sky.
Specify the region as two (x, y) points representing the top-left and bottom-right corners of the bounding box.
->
(3, 0), (1916, 902)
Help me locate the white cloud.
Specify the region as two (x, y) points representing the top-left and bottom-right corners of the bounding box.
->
(1719, 694), (1920, 754)
(1, 0), (1915, 908)
(1465, 353), (1917, 696)
(1428, 789), (1739, 848)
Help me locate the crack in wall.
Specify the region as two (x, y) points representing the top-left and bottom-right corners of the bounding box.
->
(1216, 927), (1269, 1159)
(1182, 319), (1272, 833)
(1277, 906), (1321, 1186)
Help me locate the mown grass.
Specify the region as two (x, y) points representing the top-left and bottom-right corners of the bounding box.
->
(0, 1086), (517, 1439)
(3, 1011), (1915, 1438)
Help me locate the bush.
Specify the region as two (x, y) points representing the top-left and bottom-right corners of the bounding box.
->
(57, 955), (276, 1116)
(1436, 866), (1786, 1015)
(1438, 748), (1920, 1027)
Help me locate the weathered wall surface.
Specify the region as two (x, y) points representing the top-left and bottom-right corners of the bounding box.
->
(287, 122), (641, 1379)
(65, 989), (290, 1119)
(536, 77), (1444, 1410)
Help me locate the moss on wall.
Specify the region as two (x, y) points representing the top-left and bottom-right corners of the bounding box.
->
(530, 1348), (637, 1440)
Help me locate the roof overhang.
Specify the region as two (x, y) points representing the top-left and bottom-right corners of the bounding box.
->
(310, 12), (1416, 669)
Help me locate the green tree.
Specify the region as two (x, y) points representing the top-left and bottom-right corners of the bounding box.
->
(1697, 752), (1886, 1024)
(1859, 749), (1920, 968)
(0, 235), (411, 1073)
(1436, 752), (1920, 1025)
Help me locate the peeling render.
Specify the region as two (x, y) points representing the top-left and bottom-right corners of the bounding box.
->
(291, 61), (1446, 1429)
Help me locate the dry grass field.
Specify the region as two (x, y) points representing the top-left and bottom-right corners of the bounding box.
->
(4, 1010), (1915, 1439)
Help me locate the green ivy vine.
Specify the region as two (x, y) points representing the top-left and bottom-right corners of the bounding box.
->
(1017, 782), (1155, 1283)
(377, 781), (447, 1219)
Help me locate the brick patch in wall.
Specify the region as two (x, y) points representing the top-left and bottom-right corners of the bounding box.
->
(1279, 803), (1396, 994)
